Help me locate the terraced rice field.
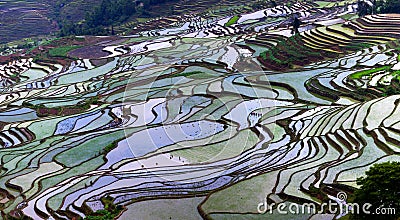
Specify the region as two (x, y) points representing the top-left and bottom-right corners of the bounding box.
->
(0, 0), (57, 43)
(0, 0), (400, 219)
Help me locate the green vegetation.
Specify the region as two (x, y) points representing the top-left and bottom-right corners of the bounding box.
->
(390, 44), (400, 61)
(308, 186), (329, 202)
(59, 0), (177, 36)
(343, 42), (372, 51)
(9, 73), (18, 79)
(394, 70), (400, 77)
(55, 130), (126, 167)
(5, 214), (32, 220)
(314, 1), (332, 8)
(22, 96), (100, 117)
(103, 139), (123, 154)
(225, 15), (240, 27)
(2, 1), (400, 219)
(0, 40), (40, 55)
(48, 45), (82, 57)
(385, 51), (394, 56)
(60, 0), (136, 36)
(375, 0), (400, 14)
(171, 71), (216, 79)
(379, 78), (400, 96)
(351, 162), (400, 220)
(359, 0), (400, 16)
(340, 13), (358, 20)
(349, 66), (391, 79)
(259, 34), (334, 69)
(84, 196), (124, 220)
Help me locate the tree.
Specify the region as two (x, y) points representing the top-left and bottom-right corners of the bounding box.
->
(357, 0), (372, 16)
(59, 0), (178, 36)
(375, 0), (400, 13)
(372, 0), (376, 14)
(351, 162), (400, 220)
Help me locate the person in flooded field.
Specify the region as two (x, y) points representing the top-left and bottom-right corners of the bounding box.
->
(291, 13), (301, 35)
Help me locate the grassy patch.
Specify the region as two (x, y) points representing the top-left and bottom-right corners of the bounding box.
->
(85, 196), (124, 220)
(340, 13), (358, 20)
(171, 71), (215, 79)
(393, 70), (400, 80)
(22, 96), (100, 117)
(380, 79), (400, 96)
(385, 51), (394, 56)
(48, 45), (82, 57)
(343, 42), (372, 51)
(349, 66), (391, 79)
(55, 130), (126, 167)
(103, 139), (122, 154)
(258, 34), (334, 69)
(136, 17), (150, 23)
(314, 1), (332, 8)
(225, 15), (240, 27)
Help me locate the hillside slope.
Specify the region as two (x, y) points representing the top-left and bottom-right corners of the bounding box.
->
(0, 0), (58, 43)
